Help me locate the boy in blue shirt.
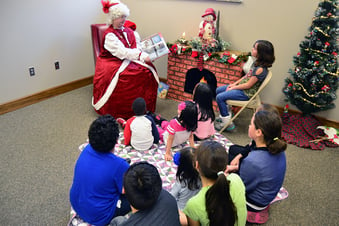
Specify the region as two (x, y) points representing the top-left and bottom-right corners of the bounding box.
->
(69, 115), (130, 226)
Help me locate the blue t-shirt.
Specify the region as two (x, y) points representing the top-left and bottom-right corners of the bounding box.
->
(239, 148), (286, 207)
(70, 144), (129, 226)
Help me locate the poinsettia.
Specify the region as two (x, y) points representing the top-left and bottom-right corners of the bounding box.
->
(191, 51), (198, 58)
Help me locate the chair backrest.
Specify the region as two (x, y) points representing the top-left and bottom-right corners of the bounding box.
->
(90, 24), (109, 65)
(249, 70), (272, 108)
(90, 21), (137, 65)
(255, 70), (272, 97)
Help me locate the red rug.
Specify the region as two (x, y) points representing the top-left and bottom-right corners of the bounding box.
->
(281, 113), (339, 150)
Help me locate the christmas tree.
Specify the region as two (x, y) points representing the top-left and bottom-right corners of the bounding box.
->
(283, 0), (338, 114)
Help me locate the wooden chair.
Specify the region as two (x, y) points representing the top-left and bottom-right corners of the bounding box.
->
(219, 70), (273, 133)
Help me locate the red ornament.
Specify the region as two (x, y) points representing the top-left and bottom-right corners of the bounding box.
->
(325, 42), (330, 46)
(288, 83), (293, 87)
(223, 51), (230, 56)
(322, 85), (330, 92)
(284, 104), (289, 113)
(332, 52), (337, 56)
(297, 52), (301, 56)
(191, 51), (198, 58)
(314, 61), (319, 66)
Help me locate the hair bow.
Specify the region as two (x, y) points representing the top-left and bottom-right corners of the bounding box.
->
(101, 0), (118, 14)
(173, 152), (181, 166)
(178, 102), (186, 111)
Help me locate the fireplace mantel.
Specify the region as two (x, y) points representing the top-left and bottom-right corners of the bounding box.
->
(166, 53), (244, 104)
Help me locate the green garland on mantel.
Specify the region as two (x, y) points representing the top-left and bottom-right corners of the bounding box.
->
(167, 40), (250, 66)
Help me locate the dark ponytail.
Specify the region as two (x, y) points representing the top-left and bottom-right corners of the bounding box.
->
(254, 111), (287, 154)
(196, 141), (236, 226)
(206, 173), (236, 226)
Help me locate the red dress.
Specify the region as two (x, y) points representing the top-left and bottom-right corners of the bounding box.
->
(92, 25), (159, 119)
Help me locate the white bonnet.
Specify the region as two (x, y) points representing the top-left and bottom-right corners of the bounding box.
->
(101, 0), (130, 24)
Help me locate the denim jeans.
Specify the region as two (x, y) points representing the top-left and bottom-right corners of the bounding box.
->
(216, 85), (249, 116)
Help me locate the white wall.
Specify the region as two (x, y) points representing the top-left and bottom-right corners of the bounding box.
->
(0, 0), (103, 103)
(1, 0), (338, 121)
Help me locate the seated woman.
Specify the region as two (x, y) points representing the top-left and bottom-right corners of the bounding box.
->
(92, 0), (159, 119)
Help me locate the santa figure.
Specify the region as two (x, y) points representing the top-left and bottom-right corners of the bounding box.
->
(198, 8), (216, 43)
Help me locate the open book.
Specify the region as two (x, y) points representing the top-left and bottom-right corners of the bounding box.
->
(141, 33), (169, 61)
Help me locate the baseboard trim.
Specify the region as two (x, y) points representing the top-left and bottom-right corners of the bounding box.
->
(1, 77), (337, 129)
(0, 76), (168, 115)
(0, 76), (94, 115)
(273, 105), (339, 129)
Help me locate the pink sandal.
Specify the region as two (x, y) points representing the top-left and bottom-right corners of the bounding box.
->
(271, 187), (289, 204)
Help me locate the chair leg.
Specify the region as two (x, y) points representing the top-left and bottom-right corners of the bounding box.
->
(219, 106), (247, 133)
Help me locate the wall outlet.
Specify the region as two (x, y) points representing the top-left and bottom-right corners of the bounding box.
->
(29, 67), (35, 76)
(55, 61), (60, 70)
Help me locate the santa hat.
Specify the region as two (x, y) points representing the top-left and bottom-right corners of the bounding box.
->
(201, 8), (216, 21)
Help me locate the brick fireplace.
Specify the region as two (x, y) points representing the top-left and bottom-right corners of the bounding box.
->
(166, 54), (244, 109)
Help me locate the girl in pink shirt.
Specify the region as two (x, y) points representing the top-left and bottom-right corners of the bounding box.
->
(158, 101), (198, 161)
(193, 83), (216, 140)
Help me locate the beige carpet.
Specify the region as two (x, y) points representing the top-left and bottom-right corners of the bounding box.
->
(0, 85), (338, 225)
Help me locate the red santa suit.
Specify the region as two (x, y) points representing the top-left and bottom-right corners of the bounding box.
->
(92, 25), (159, 119)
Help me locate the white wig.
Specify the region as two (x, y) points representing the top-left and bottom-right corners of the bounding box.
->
(106, 0), (130, 24)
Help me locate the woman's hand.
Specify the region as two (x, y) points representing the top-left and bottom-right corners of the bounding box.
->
(144, 56), (151, 63)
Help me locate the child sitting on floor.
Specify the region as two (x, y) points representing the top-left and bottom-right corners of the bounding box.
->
(238, 108), (287, 224)
(170, 147), (202, 224)
(226, 103), (280, 172)
(110, 161), (180, 226)
(69, 115), (131, 226)
(117, 97), (159, 151)
(192, 82), (216, 140)
(156, 100), (198, 161)
(182, 140), (247, 226)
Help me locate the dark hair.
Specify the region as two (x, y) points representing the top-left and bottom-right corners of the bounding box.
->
(195, 141), (236, 226)
(178, 100), (198, 132)
(193, 83), (215, 122)
(123, 161), (162, 210)
(254, 110), (287, 154)
(254, 40), (275, 68)
(257, 103), (279, 116)
(132, 97), (146, 116)
(176, 147), (201, 190)
(88, 115), (119, 153)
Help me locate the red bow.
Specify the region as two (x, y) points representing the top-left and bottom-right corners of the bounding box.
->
(101, 0), (118, 14)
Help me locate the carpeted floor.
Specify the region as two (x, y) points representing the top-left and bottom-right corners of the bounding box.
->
(0, 85), (338, 225)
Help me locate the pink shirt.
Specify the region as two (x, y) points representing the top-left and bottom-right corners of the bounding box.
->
(193, 105), (215, 139)
(163, 118), (191, 147)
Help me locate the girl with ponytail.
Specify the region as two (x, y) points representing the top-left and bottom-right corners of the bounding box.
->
(239, 109), (287, 217)
(182, 140), (247, 226)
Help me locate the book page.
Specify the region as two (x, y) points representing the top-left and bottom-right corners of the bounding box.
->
(142, 33), (169, 61)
